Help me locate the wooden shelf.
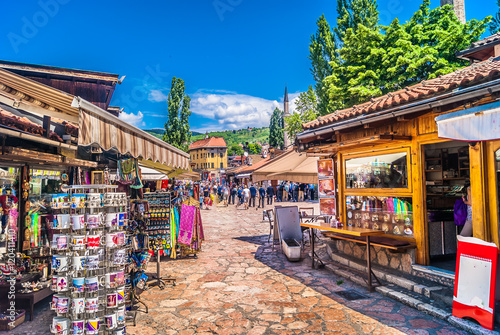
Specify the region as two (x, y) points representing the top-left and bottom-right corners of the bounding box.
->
(425, 157), (442, 161)
(425, 170), (442, 172)
(443, 177), (466, 180)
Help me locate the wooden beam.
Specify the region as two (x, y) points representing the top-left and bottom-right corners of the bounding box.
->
(397, 116), (410, 122)
(1, 146), (97, 168)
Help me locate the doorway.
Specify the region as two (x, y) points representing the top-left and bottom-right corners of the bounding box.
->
(423, 141), (470, 272)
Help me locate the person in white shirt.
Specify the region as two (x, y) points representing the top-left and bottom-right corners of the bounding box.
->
(242, 186), (250, 210)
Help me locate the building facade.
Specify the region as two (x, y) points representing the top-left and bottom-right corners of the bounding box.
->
(189, 137), (228, 179)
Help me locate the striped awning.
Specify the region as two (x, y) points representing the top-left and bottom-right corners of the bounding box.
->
(73, 97), (190, 170)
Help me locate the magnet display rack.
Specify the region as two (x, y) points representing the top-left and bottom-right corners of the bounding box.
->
(142, 192), (176, 289)
(50, 185), (130, 335)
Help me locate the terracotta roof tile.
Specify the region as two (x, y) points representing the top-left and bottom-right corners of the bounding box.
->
(303, 57), (500, 131)
(189, 137), (227, 150)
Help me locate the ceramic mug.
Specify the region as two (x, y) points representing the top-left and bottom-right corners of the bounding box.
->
(71, 215), (85, 230)
(113, 249), (127, 266)
(105, 272), (117, 289)
(107, 292), (117, 308)
(56, 275), (69, 292)
(116, 232), (125, 246)
(86, 214), (103, 229)
(71, 194), (85, 208)
(71, 319), (85, 335)
(85, 297), (99, 313)
(52, 317), (70, 334)
(86, 255), (100, 271)
(114, 327), (126, 335)
(85, 276), (104, 292)
(53, 234), (68, 250)
(117, 286), (125, 304)
(115, 270), (125, 286)
(105, 313), (117, 330)
(86, 318), (100, 335)
(72, 277), (85, 293)
(118, 213), (126, 226)
(52, 255), (68, 272)
(72, 235), (86, 250)
(51, 294), (62, 310)
(116, 306), (126, 324)
(106, 233), (118, 248)
(71, 297), (85, 314)
(105, 213), (118, 227)
(72, 256), (86, 271)
(56, 295), (69, 313)
(87, 235), (101, 249)
(54, 214), (70, 229)
(52, 276), (58, 291)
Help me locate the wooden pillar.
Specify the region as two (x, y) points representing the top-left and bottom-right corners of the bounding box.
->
(469, 142), (489, 241)
(412, 126), (428, 265)
(486, 140), (500, 247)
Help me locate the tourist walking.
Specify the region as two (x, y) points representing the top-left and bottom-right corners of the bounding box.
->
(230, 185), (237, 205)
(266, 184), (274, 205)
(258, 184), (266, 208)
(249, 184), (257, 207)
(242, 185), (250, 210)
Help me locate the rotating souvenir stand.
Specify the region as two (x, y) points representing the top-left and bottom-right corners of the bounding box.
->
(50, 185), (129, 335)
(143, 192), (176, 289)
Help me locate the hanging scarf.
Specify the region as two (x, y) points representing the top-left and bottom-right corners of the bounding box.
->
(118, 158), (143, 189)
(170, 208), (177, 259)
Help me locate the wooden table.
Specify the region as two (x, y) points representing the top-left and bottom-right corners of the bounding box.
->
(16, 286), (53, 321)
(300, 223), (385, 292)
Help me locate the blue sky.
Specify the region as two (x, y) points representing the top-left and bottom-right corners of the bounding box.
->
(1, 0), (498, 132)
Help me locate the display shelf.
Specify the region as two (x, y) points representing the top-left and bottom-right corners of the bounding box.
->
(425, 170), (442, 172)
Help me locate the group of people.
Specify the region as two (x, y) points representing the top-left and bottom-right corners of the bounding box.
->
(197, 181), (316, 210)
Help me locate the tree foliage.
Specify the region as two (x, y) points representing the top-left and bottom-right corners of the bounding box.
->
(227, 144), (243, 156)
(490, 0), (500, 34)
(162, 77), (191, 152)
(321, 0), (491, 113)
(285, 86), (319, 143)
(334, 0), (379, 43)
(268, 107), (284, 149)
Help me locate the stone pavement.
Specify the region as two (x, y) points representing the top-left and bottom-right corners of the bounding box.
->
(126, 200), (467, 335)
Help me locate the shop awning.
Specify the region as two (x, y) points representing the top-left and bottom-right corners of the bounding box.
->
(235, 173), (252, 179)
(436, 101), (500, 141)
(139, 165), (169, 180)
(73, 97), (190, 171)
(252, 149), (319, 184)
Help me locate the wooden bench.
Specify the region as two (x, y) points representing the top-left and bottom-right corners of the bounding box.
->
(322, 232), (416, 253)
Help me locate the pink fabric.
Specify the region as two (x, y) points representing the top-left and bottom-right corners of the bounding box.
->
(178, 204), (196, 245)
(197, 208), (204, 241)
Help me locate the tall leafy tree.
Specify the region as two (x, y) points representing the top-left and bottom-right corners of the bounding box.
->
(162, 77), (191, 152)
(268, 107), (284, 149)
(285, 86), (319, 143)
(309, 15), (336, 115)
(490, 0), (500, 34)
(334, 0), (379, 43)
(322, 0), (491, 113)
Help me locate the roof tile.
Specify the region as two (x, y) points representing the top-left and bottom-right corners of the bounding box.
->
(189, 137), (227, 150)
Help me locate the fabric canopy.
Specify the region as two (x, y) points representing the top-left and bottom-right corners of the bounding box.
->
(252, 149), (319, 184)
(139, 165), (169, 180)
(74, 97), (190, 170)
(436, 101), (500, 141)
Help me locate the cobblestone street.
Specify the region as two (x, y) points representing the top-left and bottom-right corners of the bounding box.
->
(126, 201), (467, 335)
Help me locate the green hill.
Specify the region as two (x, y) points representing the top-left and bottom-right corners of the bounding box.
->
(145, 129), (202, 139)
(191, 127), (269, 148)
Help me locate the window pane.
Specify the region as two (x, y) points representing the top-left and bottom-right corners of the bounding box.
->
(345, 195), (413, 237)
(211, 162), (214, 168)
(345, 152), (408, 189)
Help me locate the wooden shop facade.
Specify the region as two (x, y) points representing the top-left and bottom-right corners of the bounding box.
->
(297, 34), (500, 272)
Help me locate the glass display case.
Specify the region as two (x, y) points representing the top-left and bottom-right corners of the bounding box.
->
(345, 195), (413, 237)
(345, 152), (408, 189)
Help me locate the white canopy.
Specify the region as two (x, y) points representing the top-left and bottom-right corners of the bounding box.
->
(436, 101), (500, 141)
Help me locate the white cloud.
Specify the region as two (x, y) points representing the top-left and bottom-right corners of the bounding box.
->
(148, 89), (168, 102)
(119, 111), (145, 127)
(190, 91), (300, 131)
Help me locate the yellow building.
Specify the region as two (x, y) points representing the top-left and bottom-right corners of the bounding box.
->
(188, 137), (227, 179)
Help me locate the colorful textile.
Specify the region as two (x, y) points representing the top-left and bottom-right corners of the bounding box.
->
(178, 204), (196, 245)
(118, 158), (143, 189)
(170, 208), (177, 259)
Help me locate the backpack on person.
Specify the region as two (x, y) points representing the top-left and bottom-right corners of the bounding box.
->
(454, 198), (468, 226)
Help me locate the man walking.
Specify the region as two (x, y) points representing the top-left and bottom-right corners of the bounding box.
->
(258, 184), (266, 208)
(249, 184), (257, 207)
(299, 183), (306, 202)
(266, 184), (274, 205)
(242, 185), (250, 210)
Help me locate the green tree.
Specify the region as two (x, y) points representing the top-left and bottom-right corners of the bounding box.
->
(309, 15), (337, 115)
(268, 107), (284, 149)
(162, 77), (191, 152)
(227, 144), (243, 156)
(285, 86), (319, 142)
(491, 0), (500, 34)
(334, 0), (379, 43)
(322, 0), (491, 113)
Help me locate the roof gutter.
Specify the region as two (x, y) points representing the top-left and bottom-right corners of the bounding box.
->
(297, 78), (500, 142)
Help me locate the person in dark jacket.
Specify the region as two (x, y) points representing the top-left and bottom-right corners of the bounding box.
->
(266, 185), (274, 205)
(230, 185), (237, 205)
(249, 184), (257, 207)
(258, 184), (266, 208)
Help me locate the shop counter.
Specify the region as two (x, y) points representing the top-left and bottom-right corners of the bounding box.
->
(15, 286), (52, 321)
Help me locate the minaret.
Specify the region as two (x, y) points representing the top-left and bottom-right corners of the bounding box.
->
(283, 86), (291, 148)
(441, 0), (465, 23)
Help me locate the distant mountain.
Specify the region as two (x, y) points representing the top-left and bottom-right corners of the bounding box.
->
(145, 129), (202, 139)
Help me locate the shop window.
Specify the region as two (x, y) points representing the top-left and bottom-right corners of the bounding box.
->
(345, 152), (408, 189)
(345, 195), (413, 237)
